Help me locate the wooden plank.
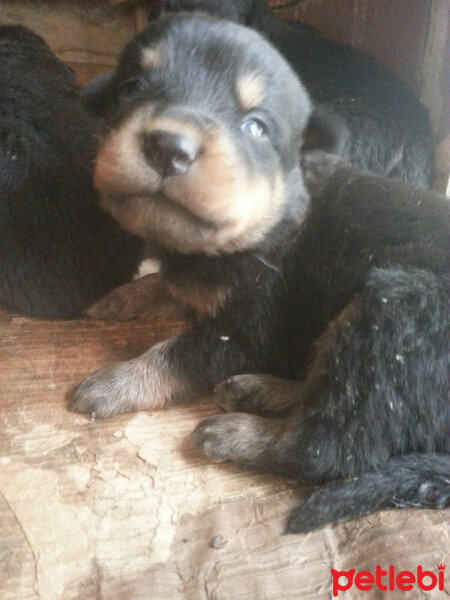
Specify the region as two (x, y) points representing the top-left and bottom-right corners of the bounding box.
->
(0, 0), (136, 75)
(0, 308), (448, 599)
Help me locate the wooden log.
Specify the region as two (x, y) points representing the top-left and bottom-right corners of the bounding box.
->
(0, 308), (449, 599)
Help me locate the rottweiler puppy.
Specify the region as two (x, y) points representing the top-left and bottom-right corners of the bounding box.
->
(71, 14), (449, 531)
(0, 25), (143, 319)
(150, 0), (434, 187)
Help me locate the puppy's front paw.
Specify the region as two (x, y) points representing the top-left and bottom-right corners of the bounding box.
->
(191, 413), (267, 464)
(69, 362), (141, 418)
(68, 340), (184, 418)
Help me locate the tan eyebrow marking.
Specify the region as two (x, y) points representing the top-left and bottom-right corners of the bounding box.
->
(235, 72), (267, 111)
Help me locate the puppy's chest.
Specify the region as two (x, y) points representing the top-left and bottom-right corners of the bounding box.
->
(162, 256), (287, 322)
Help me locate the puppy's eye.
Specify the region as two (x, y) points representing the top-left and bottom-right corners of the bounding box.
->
(241, 118), (267, 138)
(117, 77), (146, 100)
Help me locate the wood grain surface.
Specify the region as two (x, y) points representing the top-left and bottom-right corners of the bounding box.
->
(0, 309), (448, 599)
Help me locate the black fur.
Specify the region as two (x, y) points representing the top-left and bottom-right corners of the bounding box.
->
(150, 0), (434, 187)
(287, 454), (450, 533)
(0, 25), (143, 319)
(72, 15), (449, 532)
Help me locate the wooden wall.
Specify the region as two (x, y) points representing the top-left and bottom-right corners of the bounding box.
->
(0, 0), (440, 92)
(269, 0), (432, 94)
(0, 0), (138, 85)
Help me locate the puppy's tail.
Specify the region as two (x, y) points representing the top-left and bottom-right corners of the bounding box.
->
(287, 453), (450, 533)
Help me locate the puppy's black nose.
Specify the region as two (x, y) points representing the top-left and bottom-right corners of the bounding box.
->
(142, 130), (199, 178)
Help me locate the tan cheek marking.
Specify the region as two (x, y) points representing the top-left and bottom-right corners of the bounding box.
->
(163, 128), (286, 253)
(95, 111), (205, 197)
(235, 72), (266, 111)
(100, 195), (153, 239)
(97, 119), (286, 255)
(166, 131), (236, 218)
(141, 46), (163, 70)
(196, 166), (285, 253)
(94, 107), (160, 195)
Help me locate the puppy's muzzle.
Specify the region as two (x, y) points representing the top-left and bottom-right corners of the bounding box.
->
(141, 130), (200, 178)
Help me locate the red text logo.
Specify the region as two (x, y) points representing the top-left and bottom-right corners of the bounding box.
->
(331, 564), (445, 596)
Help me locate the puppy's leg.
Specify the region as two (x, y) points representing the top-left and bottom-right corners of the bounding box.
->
(86, 273), (183, 321)
(194, 269), (449, 530)
(69, 339), (188, 418)
(190, 310), (345, 475)
(192, 298), (364, 475)
(69, 315), (274, 418)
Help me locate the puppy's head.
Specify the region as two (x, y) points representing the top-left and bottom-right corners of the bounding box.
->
(89, 14), (311, 255)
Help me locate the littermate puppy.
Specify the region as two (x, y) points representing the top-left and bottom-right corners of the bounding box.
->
(0, 25), (143, 319)
(72, 14), (449, 532)
(151, 0), (434, 188)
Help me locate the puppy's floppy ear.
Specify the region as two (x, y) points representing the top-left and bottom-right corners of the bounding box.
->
(80, 71), (115, 116)
(302, 105), (350, 155)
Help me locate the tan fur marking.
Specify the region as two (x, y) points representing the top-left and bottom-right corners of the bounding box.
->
(94, 110), (203, 198)
(318, 296), (363, 352)
(162, 129), (287, 253)
(235, 72), (266, 111)
(94, 106), (159, 195)
(216, 374), (301, 415)
(286, 297), (363, 419)
(166, 281), (230, 319)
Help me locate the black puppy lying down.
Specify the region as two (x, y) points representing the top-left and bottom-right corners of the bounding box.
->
(0, 26), (143, 319)
(151, 0), (434, 187)
(72, 14), (449, 532)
